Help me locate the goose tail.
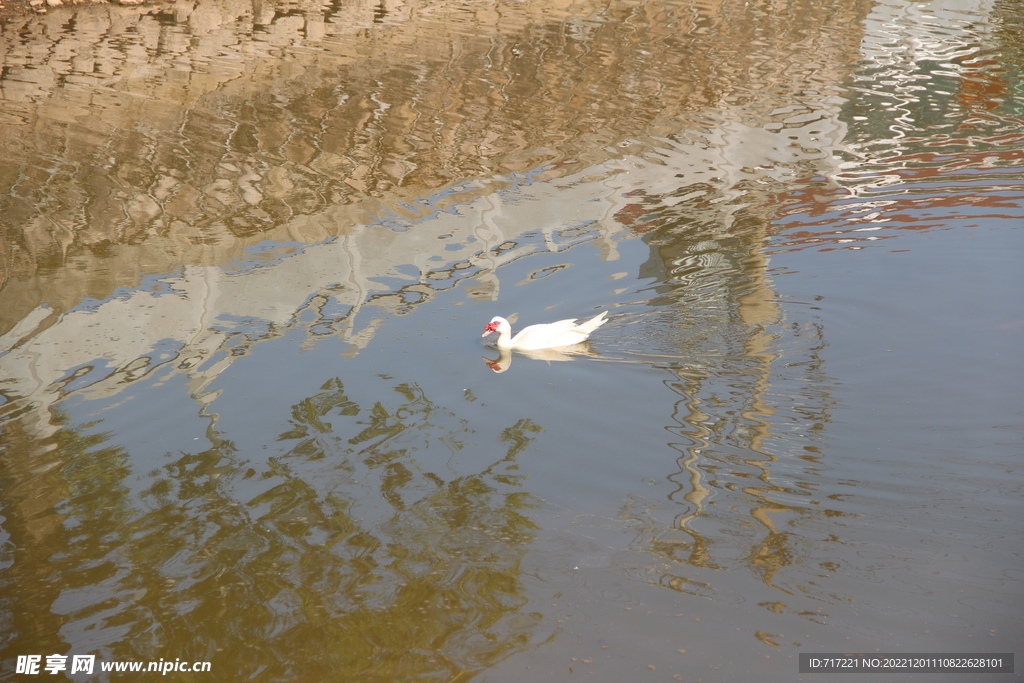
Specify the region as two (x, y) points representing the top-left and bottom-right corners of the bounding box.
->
(578, 310), (609, 334)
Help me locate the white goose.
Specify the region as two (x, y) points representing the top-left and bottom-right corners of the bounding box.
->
(482, 311), (608, 350)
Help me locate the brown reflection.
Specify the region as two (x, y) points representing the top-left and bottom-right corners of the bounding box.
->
(0, 0), (871, 338)
(0, 409), (96, 659)
(0, 377), (548, 680)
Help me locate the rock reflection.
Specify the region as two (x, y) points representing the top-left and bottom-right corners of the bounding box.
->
(0, 0), (870, 337)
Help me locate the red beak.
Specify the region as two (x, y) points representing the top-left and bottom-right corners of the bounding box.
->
(482, 322), (498, 337)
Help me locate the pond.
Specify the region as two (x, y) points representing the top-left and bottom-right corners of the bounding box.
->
(1, 0), (1022, 681)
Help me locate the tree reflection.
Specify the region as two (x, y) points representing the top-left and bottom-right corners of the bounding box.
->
(169, 379), (544, 680)
(0, 379), (547, 682)
(612, 172), (839, 608)
(0, 409), (134, 664)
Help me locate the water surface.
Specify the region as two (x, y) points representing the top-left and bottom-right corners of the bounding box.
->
(1, 0), (1022, 681)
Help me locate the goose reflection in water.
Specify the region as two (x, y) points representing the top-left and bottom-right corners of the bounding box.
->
(482, 343), (598, 373)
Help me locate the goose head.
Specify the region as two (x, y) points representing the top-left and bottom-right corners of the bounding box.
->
(481, 316), (511, 338)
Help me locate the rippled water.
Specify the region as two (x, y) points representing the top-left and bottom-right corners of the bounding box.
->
(1, 0), (1022, 681)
